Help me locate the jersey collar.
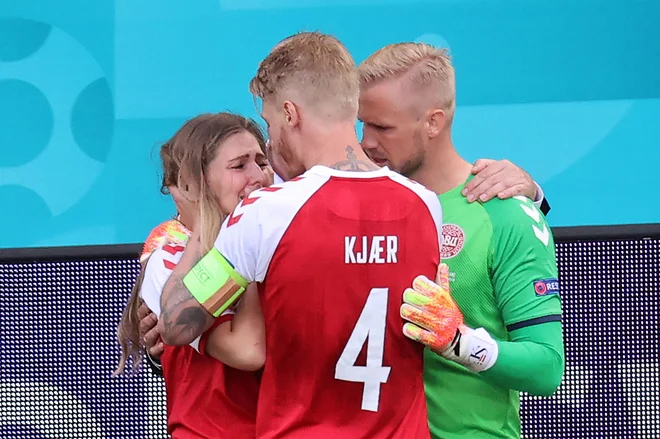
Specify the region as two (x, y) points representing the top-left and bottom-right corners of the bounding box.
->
(306, 165), (393, 179)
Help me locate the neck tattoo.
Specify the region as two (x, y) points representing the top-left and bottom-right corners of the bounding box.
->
(328, 146), (380, 172)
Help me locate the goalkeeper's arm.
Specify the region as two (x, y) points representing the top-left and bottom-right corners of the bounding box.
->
(481, 321), (564, 396)
(401, 266), (564, 396)
(402, 296), (564, 396)
(478, 196), (563, 395)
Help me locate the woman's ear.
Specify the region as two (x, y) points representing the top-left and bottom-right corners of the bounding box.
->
(170, 185), (199, 232)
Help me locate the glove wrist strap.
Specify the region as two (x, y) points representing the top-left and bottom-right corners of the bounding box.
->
(439, 325), (499, 373)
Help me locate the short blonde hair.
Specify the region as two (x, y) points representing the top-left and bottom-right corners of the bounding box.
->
(358, 42), (456, 119)
(249, 31), (359, 121)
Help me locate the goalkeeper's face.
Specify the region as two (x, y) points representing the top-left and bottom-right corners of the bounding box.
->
(358, 78), (427, 179)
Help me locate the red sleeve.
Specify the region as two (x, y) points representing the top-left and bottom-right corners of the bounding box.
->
(198, 313), (234, 356)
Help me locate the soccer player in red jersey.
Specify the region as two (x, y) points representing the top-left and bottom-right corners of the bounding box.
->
(156, 32), (442, 439)
(116, 113), (272, 439)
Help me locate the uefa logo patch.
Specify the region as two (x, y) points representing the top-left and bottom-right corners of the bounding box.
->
(533, 278), (560, 296)
(441, 224), (465, 259)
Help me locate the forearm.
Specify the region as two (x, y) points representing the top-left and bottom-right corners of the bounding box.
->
(481, 322), (565, 396)
(206, 284), (265, 371)
(232, 284), (264, 338)
(158, 231), (214, 345)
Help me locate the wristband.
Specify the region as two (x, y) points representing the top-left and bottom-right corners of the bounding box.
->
(441, 326), (499, 373)
(145, 351), (162, 371)
(183, 248), (248, 317)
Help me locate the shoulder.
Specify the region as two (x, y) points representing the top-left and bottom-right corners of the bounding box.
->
(483, 196), (554, 248)
(217, 175), (330, 281)
(226, 174), (329, 225)
(147, 243), (186, 270)
(140, 244), (185, 316)
(142, 242), (186, 290)
(483, 196), (548, 228)
(384, 170), (442, 216)
(385, 170), (439, 200)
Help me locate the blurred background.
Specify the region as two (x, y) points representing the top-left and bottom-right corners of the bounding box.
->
(1, 0), (659, 249)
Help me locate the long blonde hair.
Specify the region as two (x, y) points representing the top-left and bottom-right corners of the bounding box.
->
(114, 258), (149, 375)
(114, 112), (267, 374)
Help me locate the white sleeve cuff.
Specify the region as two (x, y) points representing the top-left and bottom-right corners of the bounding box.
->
(533, 181), (544, 208)
(146, 351), (162, 370)
(440, 326), (499, 373)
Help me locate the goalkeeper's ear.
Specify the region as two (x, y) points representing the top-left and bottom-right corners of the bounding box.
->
(435, 263), (450, 291)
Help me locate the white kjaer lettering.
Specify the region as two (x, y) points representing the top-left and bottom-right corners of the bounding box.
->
(345, 236), (398, 264)
(514, 196), (550, 246)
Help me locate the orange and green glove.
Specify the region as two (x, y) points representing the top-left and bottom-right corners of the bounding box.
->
(400, 263), (499, 373)
(140, 219), (191, 262)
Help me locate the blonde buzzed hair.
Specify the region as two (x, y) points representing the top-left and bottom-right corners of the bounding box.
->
(358, 42), (456, 119)
(249, 31), (359, 121)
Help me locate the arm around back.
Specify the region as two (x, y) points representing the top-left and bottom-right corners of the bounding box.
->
(202, 284), (266, 371)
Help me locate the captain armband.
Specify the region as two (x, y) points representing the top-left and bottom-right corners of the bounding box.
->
(183, 248), (249, 317)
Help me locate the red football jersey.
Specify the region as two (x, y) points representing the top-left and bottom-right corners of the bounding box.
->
(216, 166), (442, 439)
(141, 244), (260, 439)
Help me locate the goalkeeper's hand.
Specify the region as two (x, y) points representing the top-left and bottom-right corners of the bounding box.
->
(400, 263), (499, 373)
(141, 219), (191, 262)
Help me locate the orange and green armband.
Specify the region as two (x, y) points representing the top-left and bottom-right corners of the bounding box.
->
(183, 248), (248, 317)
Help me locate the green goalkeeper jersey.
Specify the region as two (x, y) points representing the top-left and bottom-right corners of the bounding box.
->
(424, 178), (562, 439)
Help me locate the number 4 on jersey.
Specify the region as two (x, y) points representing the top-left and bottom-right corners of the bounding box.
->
(335, 288), (392, 412)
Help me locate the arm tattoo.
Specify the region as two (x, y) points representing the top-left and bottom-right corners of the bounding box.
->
(160, 244), (213, 343)
(329, 146), (380, 172)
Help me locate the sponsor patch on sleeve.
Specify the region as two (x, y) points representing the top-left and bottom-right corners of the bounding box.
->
(533, 278), (560, 297)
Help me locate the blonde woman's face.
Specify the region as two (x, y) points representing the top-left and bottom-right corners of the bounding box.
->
(206, 131), (273, 215)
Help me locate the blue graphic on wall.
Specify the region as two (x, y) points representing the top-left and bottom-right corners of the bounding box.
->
(1, 0), (659, 248)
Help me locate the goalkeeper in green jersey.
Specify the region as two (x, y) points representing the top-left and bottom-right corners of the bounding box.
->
(357, 44), (564, 439)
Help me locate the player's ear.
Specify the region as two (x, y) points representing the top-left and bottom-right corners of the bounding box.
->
(283, 101), (300, 128)
(426, 109), (446, 139)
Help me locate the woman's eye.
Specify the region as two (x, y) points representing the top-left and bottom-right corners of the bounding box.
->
(232, 164), (245, 170)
